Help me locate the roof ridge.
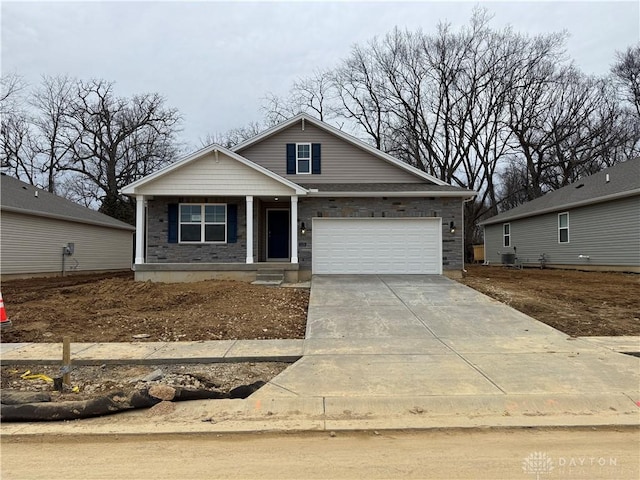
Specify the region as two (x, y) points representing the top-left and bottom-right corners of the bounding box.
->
(481, 159), (640, 226)
(1, 174), (134, 230)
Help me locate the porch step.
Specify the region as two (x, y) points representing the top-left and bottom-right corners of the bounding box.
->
(252, 269), (285, 287)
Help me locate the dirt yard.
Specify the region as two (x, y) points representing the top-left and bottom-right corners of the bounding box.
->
(0, 272), (308, 343)
(1, 268), (638, 409)
(1, 272), (307, 409)
(459, 266), (639, 336)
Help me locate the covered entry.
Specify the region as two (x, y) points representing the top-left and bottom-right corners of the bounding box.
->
(312, 218), (442, 274)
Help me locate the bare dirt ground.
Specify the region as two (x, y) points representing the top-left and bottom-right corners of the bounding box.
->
(459, 265), (640, 336)
(0, 272), (308, 406)
(0, 271), (308, 343)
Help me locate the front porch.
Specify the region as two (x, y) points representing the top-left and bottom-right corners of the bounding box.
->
(134, 193), (303, 273)
(133, 261), (306, 283)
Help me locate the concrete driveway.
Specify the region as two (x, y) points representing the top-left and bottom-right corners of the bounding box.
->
(256, 275), (640, 413)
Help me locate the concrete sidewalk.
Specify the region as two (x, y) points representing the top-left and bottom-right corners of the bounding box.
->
(1, 275), (639, 435)
(0, 339), (303, 364)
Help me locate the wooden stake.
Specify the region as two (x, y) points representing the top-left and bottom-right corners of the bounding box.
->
(62, 336), (71, 386)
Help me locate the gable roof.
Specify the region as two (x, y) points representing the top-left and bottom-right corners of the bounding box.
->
(1, 174), (135, 230)
(233, 113), (449, 187)
(120, 143), (307, 196)
(481, 159), (640, 226)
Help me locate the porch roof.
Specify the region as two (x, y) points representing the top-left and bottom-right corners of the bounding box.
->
(121, 144), (307, 197)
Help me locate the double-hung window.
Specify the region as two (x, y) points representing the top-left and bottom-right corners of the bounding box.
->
(503, 223), (511, 247)
(179, 204), (226, 243)
(558, 212), (569, 243)
(296, 143), (311, 174)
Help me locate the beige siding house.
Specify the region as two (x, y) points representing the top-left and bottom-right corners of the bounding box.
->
(1, 174), (135, 279)
(122, 114), (476, 282)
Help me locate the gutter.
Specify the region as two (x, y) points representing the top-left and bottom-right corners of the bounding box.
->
(306, 191), (477, 198)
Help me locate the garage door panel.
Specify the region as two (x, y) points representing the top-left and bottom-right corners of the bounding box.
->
(312, 218), (442, 275)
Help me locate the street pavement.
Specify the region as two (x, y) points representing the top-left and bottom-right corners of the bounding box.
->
(1, 275), (638, 435)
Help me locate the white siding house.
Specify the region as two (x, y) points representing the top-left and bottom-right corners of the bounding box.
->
(1, 174), (135, 279)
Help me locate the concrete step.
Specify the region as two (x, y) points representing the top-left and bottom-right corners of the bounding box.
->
(252, 280), (284, 287)
(256, 274), (284, 281)
(253, 269), (284, 286)
(257, 269), (285, 275)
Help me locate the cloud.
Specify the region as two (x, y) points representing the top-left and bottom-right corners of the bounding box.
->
(2, 0), (638, 148)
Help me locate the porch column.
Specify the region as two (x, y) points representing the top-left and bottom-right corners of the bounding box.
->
(290, 195), (298, 264)
(134, 195), (145, 265)
(245, 195), (254, 264)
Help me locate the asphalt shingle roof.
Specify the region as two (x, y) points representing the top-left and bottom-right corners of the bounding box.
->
(0, 174), (135, 230)
(481, 159), (640, 225)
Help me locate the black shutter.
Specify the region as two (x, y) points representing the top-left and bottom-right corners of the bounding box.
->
(227, 204), (237, 243)
(286, 143), (296, 174)
(167, 204), (178, 243)
(312, 143), (321, 174)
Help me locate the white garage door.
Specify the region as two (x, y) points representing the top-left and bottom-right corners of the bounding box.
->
(312, 218), (442, 274)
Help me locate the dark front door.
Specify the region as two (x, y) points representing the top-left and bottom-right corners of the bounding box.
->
(267, 209), (290, 259)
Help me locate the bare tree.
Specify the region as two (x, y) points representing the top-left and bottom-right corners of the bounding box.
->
(332, 42), (391, 149)
(496, 160), (529, 211)
(200, 121), (264, 149)
(612, 43), (640, 118)
(0, 73), (27, 114)
(262, 69), (334, 125)
(0, 113), (38, 182)
(65, 79), (181, 223)
(0, 73), (37, 180)
(29, 75), (76, 192)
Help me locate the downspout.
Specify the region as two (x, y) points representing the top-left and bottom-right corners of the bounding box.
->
(461, 196), (475, 274)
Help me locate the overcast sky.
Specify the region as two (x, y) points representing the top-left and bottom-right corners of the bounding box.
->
(2, 1), (639, 150)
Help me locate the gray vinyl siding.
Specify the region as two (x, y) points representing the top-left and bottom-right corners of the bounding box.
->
(1, 211), (133, 276)
(237, 122), (424, 184)
(484, 196), (640, 267)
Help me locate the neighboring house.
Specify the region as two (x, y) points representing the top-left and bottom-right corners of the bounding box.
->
(480, 158), (640, 272)
(1, 174), (135, 279)
(121, 114), (476, 282)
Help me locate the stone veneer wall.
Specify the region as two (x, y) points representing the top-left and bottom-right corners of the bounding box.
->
(145, 196), (463, 270)
(146, 197), (249, 263)
(297, 197), (463, 270)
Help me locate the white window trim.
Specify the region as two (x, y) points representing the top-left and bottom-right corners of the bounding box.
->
(179, 203), (227, 244)
(296, 142), (311, 175)
(558, 212), (570, 244)
(503, 223), (511, 247)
